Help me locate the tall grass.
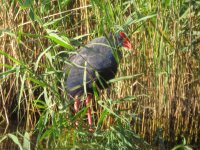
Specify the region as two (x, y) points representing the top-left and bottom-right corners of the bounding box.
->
(0, 0), (199, 149)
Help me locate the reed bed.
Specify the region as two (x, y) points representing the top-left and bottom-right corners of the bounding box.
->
(0, 0), (199, 149)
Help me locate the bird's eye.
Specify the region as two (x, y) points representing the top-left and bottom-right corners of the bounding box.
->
(117, 36), (123, 46)
(119, 36), (123, 41)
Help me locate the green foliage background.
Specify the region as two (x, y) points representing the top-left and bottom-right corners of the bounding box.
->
(0, 0), (199, 149)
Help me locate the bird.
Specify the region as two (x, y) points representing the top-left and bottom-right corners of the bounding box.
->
(65, 31), (132, 128)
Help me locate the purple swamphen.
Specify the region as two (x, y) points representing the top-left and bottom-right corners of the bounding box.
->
(65, 32), (132, 128)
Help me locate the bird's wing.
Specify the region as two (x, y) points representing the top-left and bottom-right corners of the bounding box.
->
(69, 37), (119, 88)
(66, 35), (120, 96)
(73, 36), (117, 70)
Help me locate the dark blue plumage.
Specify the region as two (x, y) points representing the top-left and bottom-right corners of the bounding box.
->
(65, 33), (124, 98)
(64, 32), (132, 127)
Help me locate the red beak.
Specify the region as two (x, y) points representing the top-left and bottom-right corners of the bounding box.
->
(123, 39), (132, 50)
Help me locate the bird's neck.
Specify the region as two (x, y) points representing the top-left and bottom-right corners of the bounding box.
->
(105, 33), (123, 64)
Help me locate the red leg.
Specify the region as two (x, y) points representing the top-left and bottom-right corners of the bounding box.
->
(85, 94), (92, 126)
(74, 97), (80, 126)
(74, 98), (80, 113)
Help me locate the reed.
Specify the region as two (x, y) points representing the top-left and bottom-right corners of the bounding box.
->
(0, 0), (199, 149)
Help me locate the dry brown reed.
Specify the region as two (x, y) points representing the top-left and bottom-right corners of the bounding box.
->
(0, 0), (199, 147)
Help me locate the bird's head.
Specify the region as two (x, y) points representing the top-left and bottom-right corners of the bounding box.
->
(116, 31), (132, 50)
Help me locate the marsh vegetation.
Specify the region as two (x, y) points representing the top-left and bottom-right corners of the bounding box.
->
(0, 0), (199, 149)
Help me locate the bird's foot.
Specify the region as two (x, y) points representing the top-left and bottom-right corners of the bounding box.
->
(75, 121), (79, 126)
(88, 127), (95, 133)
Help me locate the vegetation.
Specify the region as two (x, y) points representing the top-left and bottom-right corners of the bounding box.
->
(0, 0), (199, 149)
